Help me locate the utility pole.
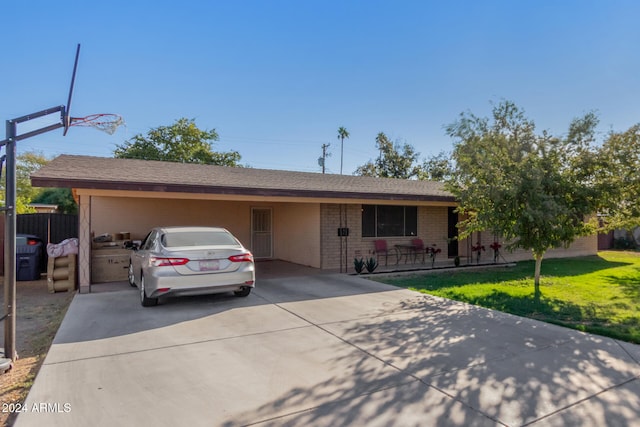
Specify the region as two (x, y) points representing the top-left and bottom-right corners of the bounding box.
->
(317, 143), (331, 174)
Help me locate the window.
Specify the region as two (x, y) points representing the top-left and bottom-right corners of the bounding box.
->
(140, 231), (157, 250)
(161, 231), (239, 247)
(362, 205), (417, 237)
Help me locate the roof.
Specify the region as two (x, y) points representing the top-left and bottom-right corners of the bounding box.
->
(31, 155), (455, 203)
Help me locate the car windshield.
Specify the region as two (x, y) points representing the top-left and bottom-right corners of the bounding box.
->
(161, 231), (238, 248)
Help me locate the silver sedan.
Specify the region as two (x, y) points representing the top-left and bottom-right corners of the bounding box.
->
(128, 226), (255, 307)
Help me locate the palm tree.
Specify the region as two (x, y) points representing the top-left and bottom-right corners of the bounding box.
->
(337, 126), (350, 175)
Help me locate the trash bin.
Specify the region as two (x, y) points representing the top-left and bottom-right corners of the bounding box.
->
(16, 234), (43, 281)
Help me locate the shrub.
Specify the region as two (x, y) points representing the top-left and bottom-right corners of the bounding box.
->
(613, 237), (636, 250)
(365, 257), (378, 273)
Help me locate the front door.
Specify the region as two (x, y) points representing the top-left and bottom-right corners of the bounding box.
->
(251, 208), (272, 259)
(448, 207), (459, 257)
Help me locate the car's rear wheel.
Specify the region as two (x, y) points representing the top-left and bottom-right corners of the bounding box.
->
(128, 263), (136, 287)
(140, 275), (158, 307)
(234, 287), (252, 297)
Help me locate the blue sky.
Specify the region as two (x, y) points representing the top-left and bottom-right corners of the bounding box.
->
(2, 1), (640, 174)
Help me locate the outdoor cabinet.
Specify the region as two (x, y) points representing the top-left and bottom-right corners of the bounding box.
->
(91, 248), (131, 283)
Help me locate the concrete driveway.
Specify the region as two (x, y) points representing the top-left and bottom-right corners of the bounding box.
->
(15, 266), (640, 427)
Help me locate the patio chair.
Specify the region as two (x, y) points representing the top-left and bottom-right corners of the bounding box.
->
(411, 238), (426, 263)
(373, 239), (394, 265)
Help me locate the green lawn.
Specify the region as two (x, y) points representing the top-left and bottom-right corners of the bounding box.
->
(377, 250), (640, 344)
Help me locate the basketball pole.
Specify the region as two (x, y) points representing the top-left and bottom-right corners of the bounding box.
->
(3, 119), (17, 364)
(1, 106), (65, 363)
(1, 45), (81, 367)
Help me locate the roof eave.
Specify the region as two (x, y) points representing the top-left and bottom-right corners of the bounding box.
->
(31, 177), (456, 203)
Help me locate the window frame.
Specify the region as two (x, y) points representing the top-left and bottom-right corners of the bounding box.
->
(361, 205), (418, 238)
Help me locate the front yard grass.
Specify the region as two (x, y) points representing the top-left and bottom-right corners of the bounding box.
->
(377, 250), (640, 344)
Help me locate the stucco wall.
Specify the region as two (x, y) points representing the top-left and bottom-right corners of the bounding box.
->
(89, 196), (321, 268)
(274, 203), (321, 268)
(90, 197), (252, 246)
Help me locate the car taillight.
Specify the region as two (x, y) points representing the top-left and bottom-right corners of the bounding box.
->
(27, 239), (39, 245)
(228, 253), (253, 263)
(151, 257), (190, 267)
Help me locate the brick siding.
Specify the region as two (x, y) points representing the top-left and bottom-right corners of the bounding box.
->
(321, 203), (598, 270)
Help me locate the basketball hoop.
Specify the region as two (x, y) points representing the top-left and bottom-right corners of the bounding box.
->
(69, 113), (125, 135)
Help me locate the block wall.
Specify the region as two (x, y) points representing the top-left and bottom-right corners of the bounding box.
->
(457, 231), (598, 264)
(320, 204), (452, 270)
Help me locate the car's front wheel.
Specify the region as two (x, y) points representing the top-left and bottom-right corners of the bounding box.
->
(234, 287), (252, 297)
(140, 275), (158, 307)
(128, 263), (136, 287)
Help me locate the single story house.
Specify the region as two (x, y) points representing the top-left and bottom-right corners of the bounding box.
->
(31, 155), (597, 292)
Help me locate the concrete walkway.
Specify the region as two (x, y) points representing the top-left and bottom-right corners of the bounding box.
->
(15, 269), (640, 426)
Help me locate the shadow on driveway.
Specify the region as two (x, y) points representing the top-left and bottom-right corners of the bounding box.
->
(15, 261), (640, 427)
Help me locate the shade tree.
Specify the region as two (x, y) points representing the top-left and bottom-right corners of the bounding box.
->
(114, 118), (241, 166)
(445, 101), (603, 294)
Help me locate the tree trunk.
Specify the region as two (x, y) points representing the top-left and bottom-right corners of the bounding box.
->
(534, 252), (544, 304)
